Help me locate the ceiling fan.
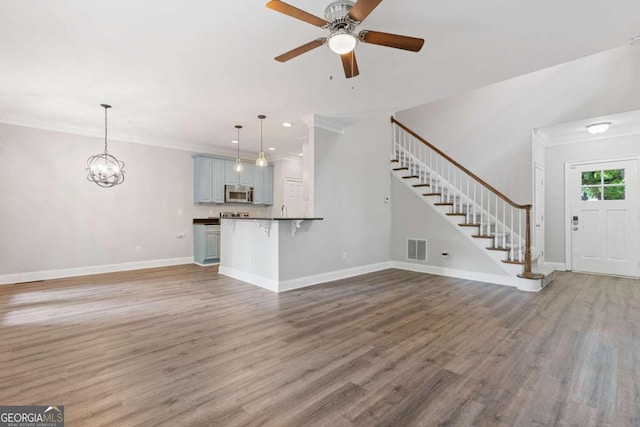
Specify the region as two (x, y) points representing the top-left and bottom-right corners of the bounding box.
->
(266, 0), (424, 78)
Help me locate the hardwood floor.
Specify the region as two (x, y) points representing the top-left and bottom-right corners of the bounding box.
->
(1, 266), (639, 426)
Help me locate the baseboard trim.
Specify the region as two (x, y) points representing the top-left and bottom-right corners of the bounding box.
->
(0, 257), (194, 286)
(391, 261), (542, 292)
(278, 261), (395, 292)
(543, 262), (567, 271)
(218, 266), (278, 292)
(218, 261), (394, 293)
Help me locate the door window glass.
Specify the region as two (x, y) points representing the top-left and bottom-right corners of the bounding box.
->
(580, 168), (625, 201)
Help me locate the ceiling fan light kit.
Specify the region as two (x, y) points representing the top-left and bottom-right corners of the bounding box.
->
(266, 0), (424, 78)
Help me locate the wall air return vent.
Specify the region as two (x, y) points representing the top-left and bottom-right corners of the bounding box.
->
(407, 238), (427, 262)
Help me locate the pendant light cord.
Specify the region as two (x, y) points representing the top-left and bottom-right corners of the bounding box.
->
(260, 118), (263, 152)
(104, 106), (109, 154)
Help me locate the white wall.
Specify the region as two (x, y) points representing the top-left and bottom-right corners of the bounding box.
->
(277, 113), (392, 280)
(390, 177), (505, 275)
(545, 134), (640, 264)
(396, 46), (640, 204)
(0, 123), (271, 280)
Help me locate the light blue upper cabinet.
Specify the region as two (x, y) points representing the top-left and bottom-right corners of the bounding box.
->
(212, 158), (225, 203)
(253, 165), (263, 205)
(194, 156), (213, 203)
(224, 160), (240, 185)
(263, 165), (274, 206)
(240, 163), (255, 187)
(196, 155), (271, 205)
(253, 165), (274, 206)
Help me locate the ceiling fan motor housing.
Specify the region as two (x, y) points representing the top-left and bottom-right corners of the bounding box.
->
(325, 0), (357, 32)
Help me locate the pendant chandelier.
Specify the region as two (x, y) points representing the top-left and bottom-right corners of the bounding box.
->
(255, 114), (268, 167)
(232, 124), (244, 173)
(86, 104), (125, 187)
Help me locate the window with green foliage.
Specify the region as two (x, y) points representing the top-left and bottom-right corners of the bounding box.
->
(581, 169), (625, 201)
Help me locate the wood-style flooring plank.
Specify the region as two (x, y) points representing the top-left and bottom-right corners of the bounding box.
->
(2, 266), (640, 425)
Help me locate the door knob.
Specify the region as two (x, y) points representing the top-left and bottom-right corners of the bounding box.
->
(573, 226), (578, 231)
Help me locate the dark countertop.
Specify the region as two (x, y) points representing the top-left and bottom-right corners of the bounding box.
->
(193, 218), (221, 225)
(220, 217), (323, 221)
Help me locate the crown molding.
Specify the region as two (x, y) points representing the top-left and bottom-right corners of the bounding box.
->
(301, 114), (346, 135)
(0, 114), (266, 159)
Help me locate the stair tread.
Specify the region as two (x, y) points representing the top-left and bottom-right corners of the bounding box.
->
(502, 260), (525, 265)
(459, 223), (481, 227)
(391, 159), (399, 163)
(434, 203), (453, 206)
(412, 184), (430, 187)
(402, 175), (419, 179)
(487, 247), (509, 252)
(446, 213), (467, 216)
(472, 235), (495, 239)
(393, 167), (408, 171)
(423, 193), (442, 196)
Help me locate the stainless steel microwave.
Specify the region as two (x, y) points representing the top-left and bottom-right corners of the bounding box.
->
(224, 185), (253, 204)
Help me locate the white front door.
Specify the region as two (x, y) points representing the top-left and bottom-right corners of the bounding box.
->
(569, 159), (639, 276)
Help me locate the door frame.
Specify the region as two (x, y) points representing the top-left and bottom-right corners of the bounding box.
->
(533, 162), (545, 262)
(564, 156), (640, 273)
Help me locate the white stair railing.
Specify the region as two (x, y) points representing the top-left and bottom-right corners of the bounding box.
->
(392, 117), (541, 279)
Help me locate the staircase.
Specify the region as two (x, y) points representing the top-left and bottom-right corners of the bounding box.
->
(391, 117), (555, 291)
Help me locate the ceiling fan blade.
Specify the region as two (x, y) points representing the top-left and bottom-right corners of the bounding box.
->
(266, 0), (329, 28)
(340, 51), (359, 79)
(348, 0), (383, 22)
(275, 38), (326, 62)
(360, 30), (425, 52)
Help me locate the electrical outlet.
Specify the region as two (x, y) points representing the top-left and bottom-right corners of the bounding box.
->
(176, 233), (185, 238)
(136, 246), (142, 253)
(384, 196), (390, 204)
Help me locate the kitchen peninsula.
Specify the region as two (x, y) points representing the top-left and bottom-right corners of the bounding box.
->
(218, 217), (323, 292)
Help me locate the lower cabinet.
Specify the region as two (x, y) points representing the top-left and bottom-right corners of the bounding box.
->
(194, 224), (220, 265)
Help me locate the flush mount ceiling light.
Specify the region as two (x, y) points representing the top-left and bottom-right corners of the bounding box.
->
(232, 125), (244, 173)
(255, 114), (268, 167)
(586, 122), (611, 135)
(328, 30), (358, 54)
(86, 104), (125, 188)
(282, 122), (293, 128)
(268, 147), (276, 151)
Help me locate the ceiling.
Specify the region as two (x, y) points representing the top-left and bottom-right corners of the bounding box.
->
(1, 0), (639, 158)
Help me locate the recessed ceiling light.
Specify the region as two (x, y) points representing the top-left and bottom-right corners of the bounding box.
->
(282, 122), (293, 127)
(231, 140), (238, 144)
(586, 122), (611, 134)
(629, 34), (640, 45)
(268, 147), (276, 151)
(298, 153), (303, 156)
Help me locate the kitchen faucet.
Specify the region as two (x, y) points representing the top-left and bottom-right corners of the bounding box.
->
(281, 205), (288, 218)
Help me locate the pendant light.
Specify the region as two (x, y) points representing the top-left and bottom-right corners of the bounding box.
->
(86, 104), (125, 187)
(255, 114), (268, 167)
(232, 125), (244, 173)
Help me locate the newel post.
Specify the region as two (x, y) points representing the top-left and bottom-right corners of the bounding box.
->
(518, 205), (544, 280)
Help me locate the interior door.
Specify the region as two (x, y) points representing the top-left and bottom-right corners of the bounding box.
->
(569, 159), (638, 276)
(534, 164), (544, 260)
(284, 178), (304, 217)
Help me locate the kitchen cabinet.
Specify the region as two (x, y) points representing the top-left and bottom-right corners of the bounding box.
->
(195, 155), (272, 205)
(194, 224), (220, 264)
(253, 165), (274, 206)
(194, 156), (225, 203)
(225, 161), (255, 187)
